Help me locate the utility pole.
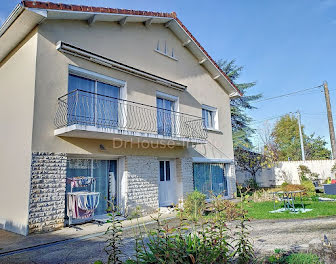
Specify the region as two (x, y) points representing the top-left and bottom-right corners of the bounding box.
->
(323, 81), (336, 159)
(297, 111), (305, 161)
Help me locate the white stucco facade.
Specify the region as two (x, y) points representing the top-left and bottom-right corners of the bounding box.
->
(0, 3), (239, 235)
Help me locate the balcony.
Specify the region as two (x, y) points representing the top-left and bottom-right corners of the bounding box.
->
(54, 90), (207, 145)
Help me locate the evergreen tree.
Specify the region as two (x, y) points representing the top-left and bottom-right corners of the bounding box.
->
(217, 59), (262, 148)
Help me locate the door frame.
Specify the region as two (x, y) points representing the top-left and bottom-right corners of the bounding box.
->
(158, 158), (177, 207)
(156, 91), (179, 136)
(65, 156), (122, 214)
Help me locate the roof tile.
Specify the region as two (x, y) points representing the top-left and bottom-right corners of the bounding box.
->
(71, 5), (82, 11)
(60, 4), (72, 10)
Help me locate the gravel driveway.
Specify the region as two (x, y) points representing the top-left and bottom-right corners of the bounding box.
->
(1, 217), (336, 263)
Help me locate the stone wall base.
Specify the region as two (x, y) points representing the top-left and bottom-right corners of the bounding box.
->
(28, 152), (67, 233)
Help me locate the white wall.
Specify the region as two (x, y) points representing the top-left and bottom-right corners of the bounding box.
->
(236, 160), (335, 187)
(0, 30), (37, 235)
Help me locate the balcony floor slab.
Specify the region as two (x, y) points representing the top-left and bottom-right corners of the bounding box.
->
(54, 124), (207, 146)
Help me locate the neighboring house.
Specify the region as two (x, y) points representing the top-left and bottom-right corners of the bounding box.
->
(0, 1), (241, 235)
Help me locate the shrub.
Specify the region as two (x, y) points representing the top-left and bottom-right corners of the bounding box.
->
(252, 189), (273, 202)
(99, 192), (255, 264)
(281, 184), (305, 192)
(281, 182), (289, 188)
(126, 206), (233, 264)
(301, 180), (316, 196)
(278, 182), (315, 196)
(246, 178), (259, 190)
(207, 194), (241, 220)
(264, 250), (322, 264)
(285, 252), (321, 264)
(298, 165), (311, 181)
(298, 165), (319, 181)
(183, 190), (206, 220)
(105, 208), (124, 264)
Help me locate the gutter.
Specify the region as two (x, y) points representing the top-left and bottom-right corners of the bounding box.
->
(0, 3), (25, 37)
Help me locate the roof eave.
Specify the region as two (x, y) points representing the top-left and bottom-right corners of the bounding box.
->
(0, 3), (24, 37)
(0, 4), (242, 97)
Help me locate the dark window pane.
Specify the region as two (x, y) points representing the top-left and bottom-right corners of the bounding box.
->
(211, 164), (226, 196)
(96, 82), (120, 128)
(160, 161), (165, 181)
(166, 161), (170, 181)
(193, 163), (228, 198)
(68, 74), (95, 126)
(193, 163), (211, 198)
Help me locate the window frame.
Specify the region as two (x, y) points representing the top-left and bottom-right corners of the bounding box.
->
(156, 91), (179, 136)
(68, 65), (127, 100)
(159, 160), (171, 182)
(192, 162), (228, 198)
(201, 104), (218, 130)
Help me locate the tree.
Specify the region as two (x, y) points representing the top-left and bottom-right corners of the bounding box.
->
(272, 114), (331, 161)
(235, 147), (273, 184)
(217, 59), (262, 148)
(258, 121), (279, 161)
(305, 134), (331, 160)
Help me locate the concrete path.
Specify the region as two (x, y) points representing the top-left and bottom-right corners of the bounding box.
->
(1, 216), (336, 263)
(0, 211), (177, 264)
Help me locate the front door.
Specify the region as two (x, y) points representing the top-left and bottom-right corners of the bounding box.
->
(158, 160), (175, 206)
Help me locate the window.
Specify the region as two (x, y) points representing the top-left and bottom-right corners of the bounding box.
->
(66, 159), (117, 215)
(67, 70), (120, 128)
(159, 161), (171, 181)
(156, 92), (178, 136)
(193, 163), (227, 198)
(202, 105), (218, 130)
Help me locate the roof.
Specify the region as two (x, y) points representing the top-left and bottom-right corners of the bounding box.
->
(0, 1), (242, 97)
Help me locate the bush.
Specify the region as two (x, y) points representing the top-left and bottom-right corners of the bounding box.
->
(252, 189), (274, 202)
(281, 182), (289, 188)
(301, 180), (316, 196)
(183, 190), (206, 220)
(98, 192), (255, 264)
(264, 250), (322, 264)
(125, 192), (254, 264)
(285, 252), (321, 264)
(278, 182), (316, 196)
(246, 178), (259, 190)
(281, 184), (305, 192)
(298, 165), (319, 181)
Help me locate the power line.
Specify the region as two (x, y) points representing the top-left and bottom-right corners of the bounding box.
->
(302, 112), (326, 116)
(251, 113), (291, 124)
(254, 84), (324, 103)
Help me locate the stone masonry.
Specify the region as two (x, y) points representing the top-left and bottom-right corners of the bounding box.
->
(125, 156), (159, 215)
(227, 163), (237, 198)
(175, 157), (193, 206)
(28, 152), (67, 233)
(180, 158), (193, 197)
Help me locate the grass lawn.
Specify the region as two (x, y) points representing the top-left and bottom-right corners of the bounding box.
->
(247, 199), (336, 220)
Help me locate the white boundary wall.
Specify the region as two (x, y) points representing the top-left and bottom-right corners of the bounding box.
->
(236, 160), (335, 187)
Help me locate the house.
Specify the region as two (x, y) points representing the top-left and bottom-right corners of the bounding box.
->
(0, 1), (241, 236)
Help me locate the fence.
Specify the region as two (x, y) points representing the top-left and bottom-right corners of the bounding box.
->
(236, 159), (335, 187)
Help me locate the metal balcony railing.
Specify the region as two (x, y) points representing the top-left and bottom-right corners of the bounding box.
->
(54, 89), (207, 141)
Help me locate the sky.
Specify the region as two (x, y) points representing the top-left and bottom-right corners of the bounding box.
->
(1, 0), (336, 150)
